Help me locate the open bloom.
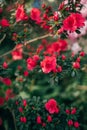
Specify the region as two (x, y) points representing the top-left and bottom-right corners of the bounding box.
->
(16, 5), (28, 22)
(30, 8), (42, 23)
(63, 13), (85, 32)
(45, 99), (59, 114)
(41, 56), (57, 73)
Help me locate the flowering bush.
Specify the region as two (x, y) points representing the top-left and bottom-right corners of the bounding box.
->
(0, 0), (87, 130)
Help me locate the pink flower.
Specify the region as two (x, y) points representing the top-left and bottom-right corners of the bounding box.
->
(11, 44), (23, 60)
(16, 5), (28, 22)
(41, 56), (57, 73)
(23, 99), (27, 107)
(27, 58), (36, 71)
(45, 99), (59, 114)
(66, 109), (70, 114)
(30, 8), (41, 23)
(0, 18), (10, 27)
(36, 116), (42, 124)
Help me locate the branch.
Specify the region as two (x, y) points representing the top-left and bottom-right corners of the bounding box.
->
(0, 33), (51, 58)
(0, 34), (6, 44)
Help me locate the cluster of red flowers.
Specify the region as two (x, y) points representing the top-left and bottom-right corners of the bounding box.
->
(14, 98), (80, 129)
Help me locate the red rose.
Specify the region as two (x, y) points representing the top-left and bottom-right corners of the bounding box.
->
(0, 97), (5, 106)
(45, 99), (59, 114)
(41, 56), (57, 73)
(80, 51), (85, 57)
(16, 5), (28, 22)
(47, 115), (52, 122)
(0, 18), (10, 27)
(74, 121), (80, 128)
(42, 122), (46, 127)
(30, 8), (41, 23)
(67, 120), (73, 126)
(20, 117), (27, 123)
(36, 116), (42, 124)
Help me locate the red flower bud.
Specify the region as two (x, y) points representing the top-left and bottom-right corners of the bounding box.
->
(23, 99), (27, 107)
(80, 51), (85, 57)
(2, 62), (8, 69)
(71, 108), (76, 114)
(74, 121), (80, 128)
(36, 116), (42, 124)
(67, 120), (73, 126)
(72, 62), (80, 69)
(66, 109), (70, 114)
(47, 115), (52, 122)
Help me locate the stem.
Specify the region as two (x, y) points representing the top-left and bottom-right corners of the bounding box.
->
(0, 33), (51, 58)
(0, 34), (6, 44)
(7, 107), (17, 130)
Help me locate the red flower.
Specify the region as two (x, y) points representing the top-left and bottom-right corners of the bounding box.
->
(5, 89), (14, 101)
(27, 58), (36, 71)
(47, 115), (52, 122)
(72, 62), (80, 69)
(18, 107), (23, 113)
(36, 116), (42, 124)
(23, 99), (27, 107)
(11, 44), (23, 60)
(41, 56), (57, 73)
(16, 5), (28, 22)
(80, 51), (85, 57)
(67, 120), (73, 126)
(23, 70), (29, 77)
(73, 13), (85, 28)
(71, 108), (76, 114)
(30, 8), (41, 23)
(57, 66), (62, 73)
(0, 97), (5, 106)
(63, 13), (85, 32)
(45, 99), (59, 114)
(63, 14), (77, 32)
(74, 121), (80, 128)
(2, 78), (12, 86)
(2, 62), (8, 69)
(66, 109), (70, 114)
(0, 18), (10, 27)
(20, 117), (27, 123)
(42, 122), (46, 127)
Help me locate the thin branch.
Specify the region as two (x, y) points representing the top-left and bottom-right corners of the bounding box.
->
(0, 33), (51, 58)
(0, 34), (6, 44)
